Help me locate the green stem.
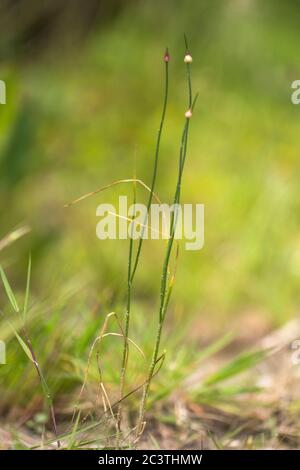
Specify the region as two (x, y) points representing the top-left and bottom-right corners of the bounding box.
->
(136, 125), (189, 435)
(117, 182), (136, 433)
(136, 44), (195, 437)
(23, 330), (61, 448)
(130, 59), (169, 283)
(116, 55), (169, 436)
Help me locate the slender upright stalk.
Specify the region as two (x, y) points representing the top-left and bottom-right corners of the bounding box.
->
(116, 179), (136, 433)
(136, 40), (196, 437)
(130, 49), (170, 282)
(117, 51), (169, 431)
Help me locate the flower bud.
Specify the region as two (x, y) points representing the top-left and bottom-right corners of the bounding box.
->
(164, 48), (170, 63)
(185, 109), (192, 119)
(184, 53), (193, 64)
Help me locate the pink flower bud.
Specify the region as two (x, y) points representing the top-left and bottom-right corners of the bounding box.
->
(164, 48), (170, 63)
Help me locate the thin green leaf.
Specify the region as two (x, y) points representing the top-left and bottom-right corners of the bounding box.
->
(203, 349), (267, 387)
(68, 410), (81, 449)
(23, 253), (31, 323)
(195, 332), (234, 364)
(0, 265), (19, 312)
(7, 321), (33, 362)
(196, 385), (262, 402)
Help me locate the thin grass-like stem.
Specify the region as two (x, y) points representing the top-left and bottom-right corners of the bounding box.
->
(22, 330), (61, 448)
(116, 177), (136, 436)
(116, 52), (169, 433)
(136, 39), (196, 437)
(130, 53), (169, 282)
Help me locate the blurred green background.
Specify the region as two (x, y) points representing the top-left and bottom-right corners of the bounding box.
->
(1, 0), (300, 413)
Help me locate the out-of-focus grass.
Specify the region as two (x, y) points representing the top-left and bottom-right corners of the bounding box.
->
(1, 0), (300, 413)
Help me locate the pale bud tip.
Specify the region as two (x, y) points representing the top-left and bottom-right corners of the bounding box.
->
(164, 48), (170, 63)
(185, 109), (192, 119)
(184, 53), (193, 64)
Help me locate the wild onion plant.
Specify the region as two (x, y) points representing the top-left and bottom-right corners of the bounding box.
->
(136, 36), (198, 437)
(65, 37), (197, 445)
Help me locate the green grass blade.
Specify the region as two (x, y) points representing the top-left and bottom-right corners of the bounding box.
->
(203, 349), (267, 387)
(0, 265), (19, 312)
(7, 321), (33, 362)
(68, 410), (81, 449)
(23, 253), (31, 323)
(195, 332), (234, 364)
(196, 384), (262, 402)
